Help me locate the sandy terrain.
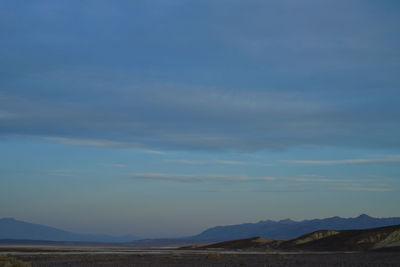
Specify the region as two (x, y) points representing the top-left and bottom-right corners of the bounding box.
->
(2, 250), (399, 267)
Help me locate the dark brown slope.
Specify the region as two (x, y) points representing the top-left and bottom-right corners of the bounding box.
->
(201, 236), (283, 250)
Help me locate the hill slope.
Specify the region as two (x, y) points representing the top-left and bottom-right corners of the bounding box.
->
(282, 224), (400, 251)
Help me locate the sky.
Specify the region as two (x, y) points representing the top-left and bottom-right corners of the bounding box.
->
(1, 0), (400, 238)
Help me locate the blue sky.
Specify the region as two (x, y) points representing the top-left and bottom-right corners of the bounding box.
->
(1, 0), (400, 238)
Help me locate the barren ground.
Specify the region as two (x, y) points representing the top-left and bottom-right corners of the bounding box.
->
(7, 251), (400, 267)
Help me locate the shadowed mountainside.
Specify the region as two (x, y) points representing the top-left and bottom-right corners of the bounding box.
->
(199, 236), (284, 250)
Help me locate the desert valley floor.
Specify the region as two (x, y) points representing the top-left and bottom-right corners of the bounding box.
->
(1, 247), (400, 267)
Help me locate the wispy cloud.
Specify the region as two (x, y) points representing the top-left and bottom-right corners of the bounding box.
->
(215, 160), (245, 165)
(110, 164), (125, 168)
(41, 137), (166, 154)
(165, 159), (273, 166)
(165, 159), (204, 165)
(340, 187), (394, 192)
(49, 172), (75, 177)
(47, 169), (96, 177)
(141, 149), (167, 155)
(128, 173), (277, 183)
(285, 156), (400, 165)
(44, 137), (137, 148)
(99, 163), (126, 168)
(128, 172), (377, 185)
(291, 177), (341, 183)
(207, 187), (395, 193)
(206, 189), (307, 193)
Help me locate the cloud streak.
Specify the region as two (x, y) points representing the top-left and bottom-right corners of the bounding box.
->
(128, 173), (277, 183)
(165, 159), (204, 165)
(340, 187), (394, 192)
(165, 159), (272, 166)
(46, 169), (96, 177)
(215, 160), (245, 165)
(127, 173), (370, 185)
(207, 187), (394, 193)
(286, 156), (400, 165)
(41, 137), (166, 154)
(98, 163), (126, 168)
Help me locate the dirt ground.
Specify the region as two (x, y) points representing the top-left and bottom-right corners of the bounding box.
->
(13, 252), (400, 267)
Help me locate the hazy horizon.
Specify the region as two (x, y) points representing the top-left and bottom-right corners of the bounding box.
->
(1, 213), (394, 239)
(1, 1), (400, 238)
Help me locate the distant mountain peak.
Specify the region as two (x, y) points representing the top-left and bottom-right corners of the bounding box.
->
(357, 214), (372, 219)
(279, 219), (295, 224)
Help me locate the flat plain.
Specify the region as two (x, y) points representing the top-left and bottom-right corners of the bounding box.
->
(1, 246), (400, 267)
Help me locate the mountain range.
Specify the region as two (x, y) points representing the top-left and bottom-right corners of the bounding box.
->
(2, 214), (400, 244)
(0, 218), (139, 243)
(200, 223), (400, 251)
(191, 214), (400, 241)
